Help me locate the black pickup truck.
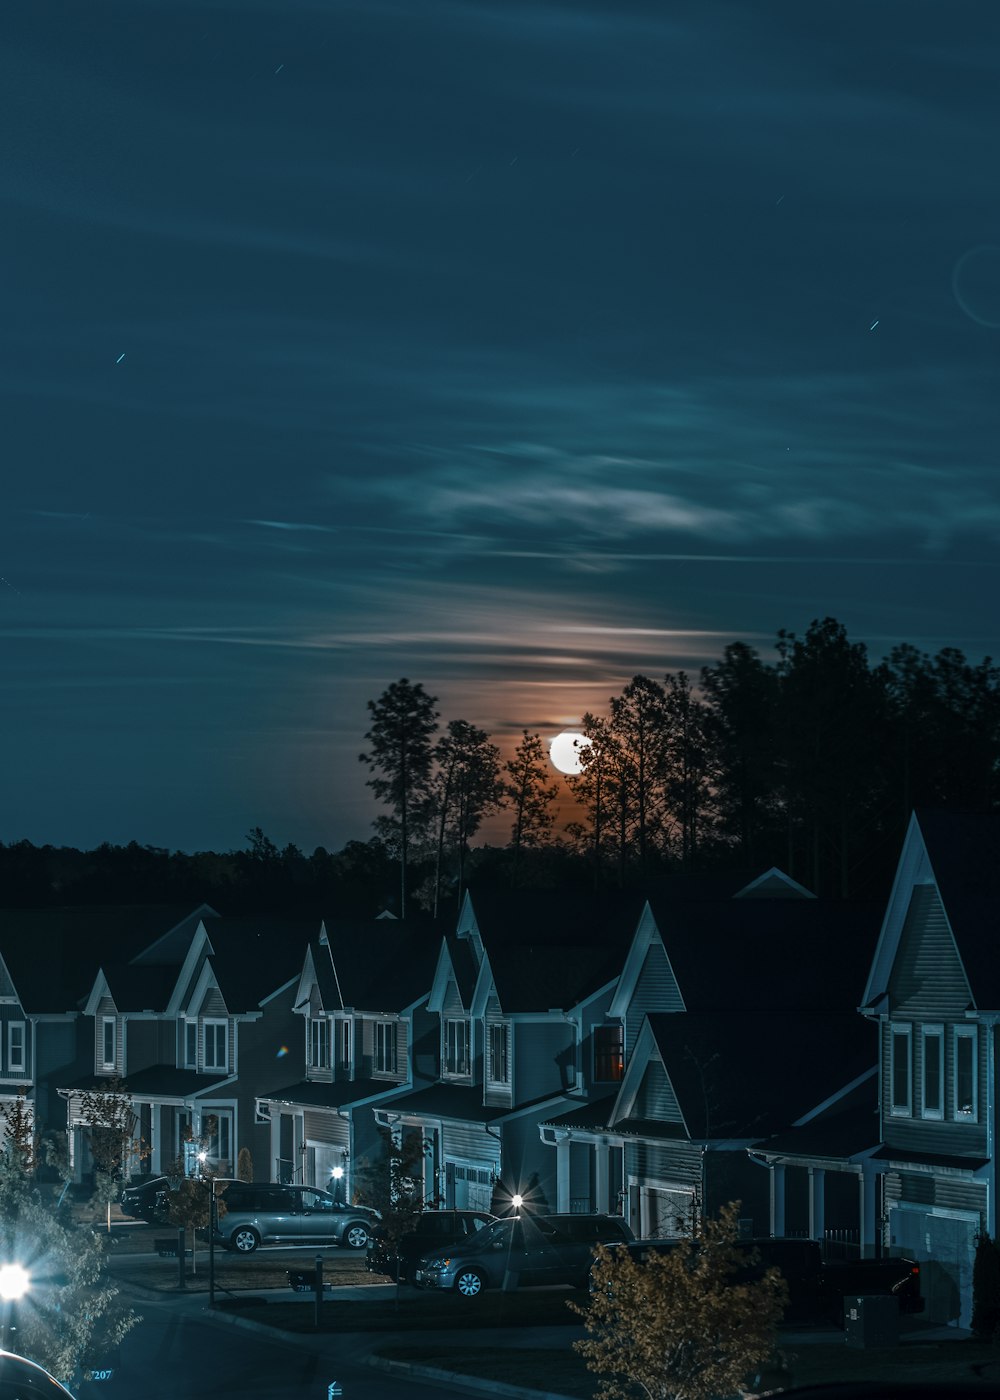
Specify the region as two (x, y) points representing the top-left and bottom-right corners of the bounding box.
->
(621, 1237), (923, 1323)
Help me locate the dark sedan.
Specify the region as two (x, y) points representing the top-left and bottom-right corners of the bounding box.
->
(119, 1175), (170, 1222)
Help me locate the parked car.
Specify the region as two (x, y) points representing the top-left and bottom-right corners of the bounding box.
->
(607, 1237), (922, 1322)
(367, 1208), (497, 1282)
(212, 1182), (379, 1253)
(0, 1348), (78, 1396)
(119, 1175), (170, 1222)
(415, 1212), (634, 1297)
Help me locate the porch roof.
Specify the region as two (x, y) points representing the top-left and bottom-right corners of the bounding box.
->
(61, 1066), (231, 1101)
(539, 1094), (618, 1133)
(375, 1082), (509, 1124)
(257, 1077), (395, 1109)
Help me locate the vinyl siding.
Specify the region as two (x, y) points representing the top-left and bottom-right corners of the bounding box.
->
(889, 886), (971, 1016)
(884, 1170), (986, 1218)
(441, 1120), (501, 1165)
(484, 994), (512, 1107)
(625, 1137), (701, 1187)
(303, 1110), (349, 1148)
(625, 945), (682, 1057)
(634, 1059), (684, 1124)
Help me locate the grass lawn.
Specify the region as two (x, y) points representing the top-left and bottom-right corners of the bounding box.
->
(224, 1288), (584, 1332)
(373, 1337), (1000, 1396)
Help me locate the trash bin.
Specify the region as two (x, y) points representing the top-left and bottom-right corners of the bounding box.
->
(844, 1294), (899, 1348)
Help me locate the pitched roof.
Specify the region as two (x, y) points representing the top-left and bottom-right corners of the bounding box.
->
(257, 1077), (399, 1110)
(754, 1073), (880, 1161)
(643, 1010), (876, 1141)
(324, 916), (443, 1012)
(915, 808), (1000, 1007)
(375, 1082), (510, 1124)
(0, 906), (206, 1012)
(99, 963), (177, 1013)
(203, 915), (316, 1010)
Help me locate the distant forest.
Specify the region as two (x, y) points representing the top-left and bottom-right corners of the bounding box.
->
(5, 619), (999, 912)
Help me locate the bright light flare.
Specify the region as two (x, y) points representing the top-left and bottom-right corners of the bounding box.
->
(0, 1263), (30, 1301)
(511, 1193), (524, 1210)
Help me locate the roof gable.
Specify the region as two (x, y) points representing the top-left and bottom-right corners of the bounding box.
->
(609, 903), (684, 1018)
(733, 868), (816, 899)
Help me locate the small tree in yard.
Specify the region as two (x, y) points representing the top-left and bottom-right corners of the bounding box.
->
(353, 1125), (429, 1262)
(0, 1087), (39, 1175)
(77, 1077), (147, 1232)
(0, 1129), (140, 1386)
(236, 1146), (254, 1183)
(571, 1202), (788, 1400)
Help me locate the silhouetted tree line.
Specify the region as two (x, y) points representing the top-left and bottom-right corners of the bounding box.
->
(361, 620), (1000, 904)
(4, 619), (997, 913)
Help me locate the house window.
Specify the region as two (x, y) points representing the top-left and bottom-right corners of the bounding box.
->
(488, 1023), (509, 1084)
(445, 1019), (470, 1076)
(203, 1020), (228, 1072)
(101, 1017), (116, 1071)
(374, 1021), (397, 1075)
(310, 1017), (330, 1070)
(921, 1025), (944, 1119)
(337, 1018), (353, 1071)
(889, 1022), (911, 1116)
(202, 1110), (232, 1168)
(184, 1020), (198, 1068)
(954, 1025), (978, 1120)
(8, 1022), (26, 1074)
(594, 1024), (624, 1083)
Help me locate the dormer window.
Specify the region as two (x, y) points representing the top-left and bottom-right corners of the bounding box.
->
(203, 1019), (228, 1072)
(310, 1017), (330, 1070)
(184, 1019), (198, 1068)
(101, 1017), (116, 1071)
(594, 1024), (624, 1083)
(488, 1023), (509, 1084)
(954, 1025), (978, 1121)
(337, 1018), (353, 1072)
(889, 1023), (912, 1116)
(374, 1021), (397, 1075)
(445, 1019), (470, 1077)
(7, 1022), (25, 1075)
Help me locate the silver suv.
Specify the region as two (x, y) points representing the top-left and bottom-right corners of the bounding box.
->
(213, 1182), (378, 1253)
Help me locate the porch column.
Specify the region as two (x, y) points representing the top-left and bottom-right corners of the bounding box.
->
(808, 1167), (826, 1240)
(292, 1113), (305, 1182)
(269, 1109), (282, 1182)
(556, 1137), (571, 1213)
(860, 1164), (878, 1258)
(770, 1163), (786, 1237)
(595, 1144), (610, 1215)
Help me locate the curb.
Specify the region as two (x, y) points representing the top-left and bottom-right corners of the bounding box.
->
(369, 1353), (579, 1400)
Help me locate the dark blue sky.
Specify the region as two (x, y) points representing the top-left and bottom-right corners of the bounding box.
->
(3, 1), (999, 853)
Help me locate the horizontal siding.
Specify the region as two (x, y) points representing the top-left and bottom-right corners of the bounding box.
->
(890, 886), (970, 1016)
(635, 1060), (683, 1124)
(442, 1120), (501, 1165)
(625, 1138), (701, 1186)
(885, 1170), (986, 1217)
(303, 1110), (349, 1148)
(625, 946), (683, 1055)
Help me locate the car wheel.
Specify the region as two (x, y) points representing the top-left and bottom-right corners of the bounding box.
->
(343, 1222), (371, 1249)
(232, 1227), (260, 1253)
(455, 1268), (485, 1298)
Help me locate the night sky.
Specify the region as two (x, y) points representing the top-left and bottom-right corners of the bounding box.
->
(3, 2), (1000, 854)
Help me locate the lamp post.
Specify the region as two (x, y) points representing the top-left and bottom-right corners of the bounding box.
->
(0, 1263), (30, 1352)
(197, 1152), (218, 1310)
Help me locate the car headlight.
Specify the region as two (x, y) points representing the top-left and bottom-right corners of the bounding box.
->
(423, 1257), (449, 1271)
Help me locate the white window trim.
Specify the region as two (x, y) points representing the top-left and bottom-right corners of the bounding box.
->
(920, 1024), (944, 1120)
(310, 1016), (330, 1070)
(338, 1017), (353, 1071)
(374, 1020), (397, 1075)
(487, 1022), (509, 1085)
(183, 1019), (198, 1068)
(953, 1024), (978, 1122)
(203, 1019), (228, 1072)
(444, 1018), (471, 1078)
(101, 1016), (117, 1071)
(889, 1021), (912, 1117)
(7, 1021), (26, 1074)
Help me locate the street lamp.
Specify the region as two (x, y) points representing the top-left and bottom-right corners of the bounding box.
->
(0, 1263), (30, 1352)
(197, 1153), (218, 1310)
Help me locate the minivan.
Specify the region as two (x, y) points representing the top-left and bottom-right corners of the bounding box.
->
(213, 1182), (379, 1253)
(367, 1208), (496, 1282)
(414, 1212), (634, 1297)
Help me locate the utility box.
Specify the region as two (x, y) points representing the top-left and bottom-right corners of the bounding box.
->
(844, 1294), (898, 1348)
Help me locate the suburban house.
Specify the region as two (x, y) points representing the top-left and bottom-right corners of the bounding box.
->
(370, 888), (643, 1213)
(61, 913), (311, 1181)
(857, 808), (1000, 1327)
(0, 905), (212, 1156)
(255, 915), (441, 1201)
(538, 874), (881, 1240)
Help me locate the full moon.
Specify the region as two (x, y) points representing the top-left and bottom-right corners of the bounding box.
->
(549, 731), (591, 775)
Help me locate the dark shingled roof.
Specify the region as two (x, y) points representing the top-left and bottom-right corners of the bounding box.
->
(374, 1082), (510, 1124)
(258, 1077), (399, 1110)
(645, 1010), (876, 1141)
(0, 906), (206, 1012)
(204, 916), (317, 1010)
(61, 1066), (231, 1098)
(539, 1094), (619, 1133)
(755, 1074), (880, 1160)
(915, 809), (1000, 1008)
(99, 963), (177, 1013)
(324, 916), (444, 1012)
(646, 895), (882, 1013)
